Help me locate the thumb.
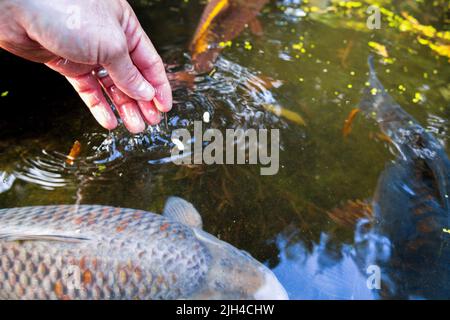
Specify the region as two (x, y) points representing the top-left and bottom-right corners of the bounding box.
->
(103, 47), (155, 102)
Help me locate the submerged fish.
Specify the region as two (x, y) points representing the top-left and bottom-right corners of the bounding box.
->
(190, 0), (269, 73)
(0, 197), (288, 300)
(355, 56), (450, 299)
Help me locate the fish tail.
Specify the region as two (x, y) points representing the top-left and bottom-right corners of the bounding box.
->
(366, 55), (384, 94)
(359, 56), (415, 129)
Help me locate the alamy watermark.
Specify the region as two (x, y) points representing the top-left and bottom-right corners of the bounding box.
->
(366, 5), (381, 30)
(366, 265), (381, 290)
(66, 5), (81, 30)
(170, 120), (280, 176)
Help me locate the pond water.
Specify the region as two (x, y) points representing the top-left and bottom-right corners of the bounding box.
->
(0, 0), (449, 299)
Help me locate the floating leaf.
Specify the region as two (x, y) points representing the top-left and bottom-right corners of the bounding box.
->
(263, 104), (306, 126)
(342, 108), (360, 138)
(401, 11), (437, 38)
(428, 42), (450, 59)
(368, 41), (389, 58)
(336, 1), (363, 9)
(218, 40), (232, 48)
(412, 92), (424, 103)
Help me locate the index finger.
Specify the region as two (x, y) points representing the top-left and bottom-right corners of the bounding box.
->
(125, 14), (172, 112)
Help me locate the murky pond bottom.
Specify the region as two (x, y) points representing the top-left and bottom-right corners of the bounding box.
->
(0, 0), (449, 299)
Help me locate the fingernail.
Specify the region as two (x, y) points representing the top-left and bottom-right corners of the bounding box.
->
(153, 97), (165, 112)
(137, 81), (155, 101)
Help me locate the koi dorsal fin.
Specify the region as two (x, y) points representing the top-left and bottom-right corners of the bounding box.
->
(163, 197), (203, 229)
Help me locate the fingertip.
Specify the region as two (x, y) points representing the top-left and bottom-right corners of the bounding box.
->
(116, 102), (146, 134)
(137, 100), (162, 125)
(152, 80), (173, 112)
(153, 96), (172, 113)
(124, 118), (146, 134)
(127, 124), (146, 134)
(104, 118), (119, 131)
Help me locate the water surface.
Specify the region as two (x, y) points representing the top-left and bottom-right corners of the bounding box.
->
(0, 0), (449, 299)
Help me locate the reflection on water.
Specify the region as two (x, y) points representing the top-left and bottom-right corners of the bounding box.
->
(0, 172), (15, 194)
(274, 231), (376, 300)
(0, 0), (449, 299)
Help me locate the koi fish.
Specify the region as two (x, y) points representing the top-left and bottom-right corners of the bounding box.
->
(190, 0), (269, 73)
(0, 197), (288, 300)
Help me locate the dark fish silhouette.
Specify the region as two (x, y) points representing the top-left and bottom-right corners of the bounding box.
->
(355, 56), (450, 299)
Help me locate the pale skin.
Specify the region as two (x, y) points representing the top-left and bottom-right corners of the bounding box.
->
(0, 0), (172, 134)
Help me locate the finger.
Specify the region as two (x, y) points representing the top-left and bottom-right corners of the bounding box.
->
(96, 69), (160, 127)
(95, 69), (146, 134)
(124, 12), (173, 112)
(103, 45), (155, 102)
(137, 100), (161, 125)
(116, 101), (146, 134)
(65, 73), (118, 131)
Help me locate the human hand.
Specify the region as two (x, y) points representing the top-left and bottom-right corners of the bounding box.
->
(0, 0), (172, 133)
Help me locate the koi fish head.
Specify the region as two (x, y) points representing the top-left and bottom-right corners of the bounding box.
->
(163, 197), (288, 300)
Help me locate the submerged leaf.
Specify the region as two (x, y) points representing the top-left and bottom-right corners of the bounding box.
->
(337, 40), (354, 68)
(263, 104), (306, 126)
(342, 108), (360, 138)
(66, 141), (81, 165)
(369, 132), (393, 144)
(328, 199), (373, 229)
